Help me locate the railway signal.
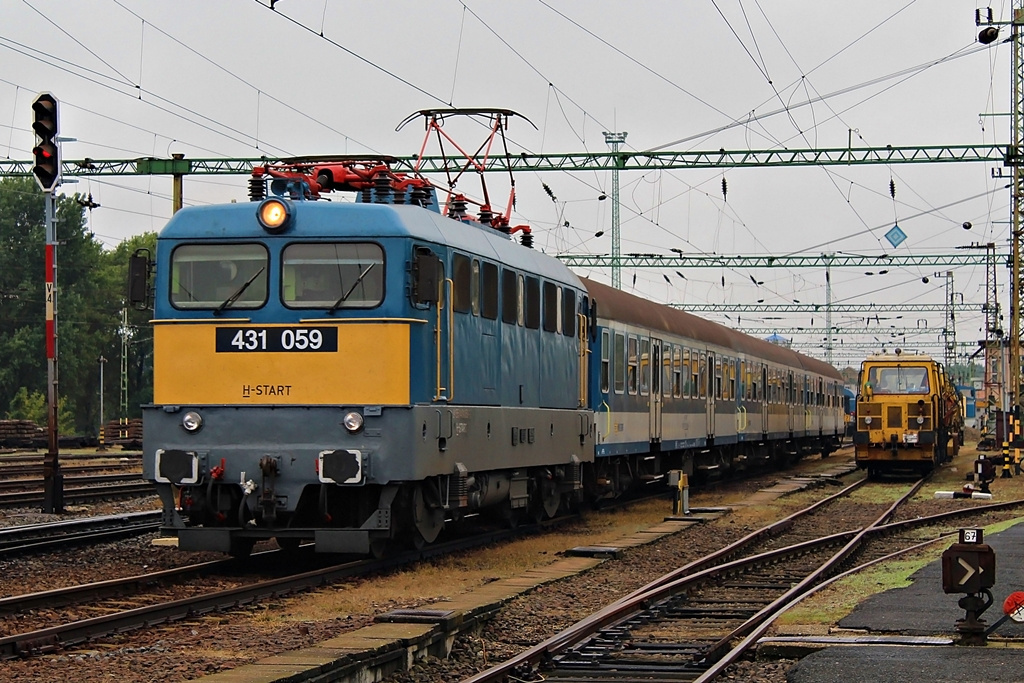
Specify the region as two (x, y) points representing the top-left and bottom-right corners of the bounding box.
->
(30, 93), (61, 192)
(941, 528), (996, 644)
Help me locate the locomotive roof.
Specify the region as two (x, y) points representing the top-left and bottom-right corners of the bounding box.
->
(158, 201), (583, 288)
(582, 277), (842, 379)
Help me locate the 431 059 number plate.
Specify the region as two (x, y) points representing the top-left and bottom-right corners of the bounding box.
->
(215, 327), (338, 352)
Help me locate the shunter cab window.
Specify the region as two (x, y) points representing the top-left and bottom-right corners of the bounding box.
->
(171, 243), (269, 310)
(282, 242), (384, 309)
(867, 366), (930, 394)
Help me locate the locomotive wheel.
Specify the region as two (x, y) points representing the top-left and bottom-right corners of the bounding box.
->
(369, 537), (392, 559)
(412, 483), (445, 545)
(531, 474), (561, 521)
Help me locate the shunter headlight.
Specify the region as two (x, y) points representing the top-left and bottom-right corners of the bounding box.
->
(917, 416), (925, 425)
(343, 411), (364, 433)
(182, 411), (204, 433)
(864, 416), (872, 425)
(257, 198), (290, 233)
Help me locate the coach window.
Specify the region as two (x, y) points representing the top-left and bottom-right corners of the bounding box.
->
(663, 344), (674, 398)
(481, 262), (498, 319)
(683, 349), (692, 397)
(501, 269), (517, 324)
(628, 336), (639, 394)
(672, 346), (682, 398)
(714, 358), (723, 400)
(699, 353), (707, 399)
(562, 288), (577, 337)
(543, 281), (559, 332)
(640, 338), (650, 395)
(525, 277), (540, 329)
(452, 253), (472, 313)
(614, 332), (626, 394)
(600, 330), (610, 393)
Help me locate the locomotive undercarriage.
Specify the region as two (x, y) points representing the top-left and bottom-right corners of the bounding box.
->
(159, 462), (583, 557)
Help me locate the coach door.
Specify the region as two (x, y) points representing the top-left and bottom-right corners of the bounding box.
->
(649, 338), (663, 443)
(706, 351), (716, 438)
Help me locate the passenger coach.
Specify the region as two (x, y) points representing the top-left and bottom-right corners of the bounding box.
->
(584, 278), (843, 497)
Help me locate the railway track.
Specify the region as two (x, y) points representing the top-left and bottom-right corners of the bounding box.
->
(0, 506), (597, 659)
(464, 481), (1024, 683)
(0, 511), (161, 558)
(0, 463), (138, 479)
(0, 478), (154, 508)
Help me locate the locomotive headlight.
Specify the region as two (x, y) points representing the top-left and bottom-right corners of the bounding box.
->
(257, 198), (290, 233)
(916, 416), (925, 425)
(864, 416), (872, 425)
(342, 411), (364, 433)
(182, 411), (204, 433)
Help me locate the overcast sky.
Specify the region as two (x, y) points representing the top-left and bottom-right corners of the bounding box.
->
(0, 1), (1014, 367)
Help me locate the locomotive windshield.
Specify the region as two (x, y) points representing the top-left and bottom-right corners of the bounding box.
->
(170, 243), (268, 310)
(282, 242), (384, 309)
(866, 365), (930, 394)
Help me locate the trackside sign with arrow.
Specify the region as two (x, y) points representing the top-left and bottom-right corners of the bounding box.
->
(942, 528), (996, 595)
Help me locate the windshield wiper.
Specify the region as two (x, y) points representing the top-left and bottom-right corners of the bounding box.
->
(328, 263), (376, 314)
(215, 266), (265, 315)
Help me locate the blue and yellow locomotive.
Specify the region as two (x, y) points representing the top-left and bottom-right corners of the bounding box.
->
(134, 112), (843, 556)
(137, 157), (593, 556)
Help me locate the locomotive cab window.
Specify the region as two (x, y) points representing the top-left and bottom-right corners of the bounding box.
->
(481, 262), (499, 319)
(452, 253), (472, 313)
(282, 242), (383, 309)
(525, 276), (541, 329)
(562, 288), (577, 337)
(543, 281), (559, 332)
(501, 269), (517, 324)
(171, 243), (268, 310)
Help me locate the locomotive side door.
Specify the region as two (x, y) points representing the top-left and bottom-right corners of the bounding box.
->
(706, 351), (716, 439)
(649, 338), (663, 443)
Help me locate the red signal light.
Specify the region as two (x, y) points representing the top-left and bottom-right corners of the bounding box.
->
(30, 93), (60, 192)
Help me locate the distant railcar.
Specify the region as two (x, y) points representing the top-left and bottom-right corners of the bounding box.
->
(853, 351), (963, 476)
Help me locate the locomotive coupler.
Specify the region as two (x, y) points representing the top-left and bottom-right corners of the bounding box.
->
(258, 456), (280, 522)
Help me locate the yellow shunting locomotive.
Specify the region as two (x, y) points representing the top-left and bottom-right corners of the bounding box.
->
(853, 351), (963, 477)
